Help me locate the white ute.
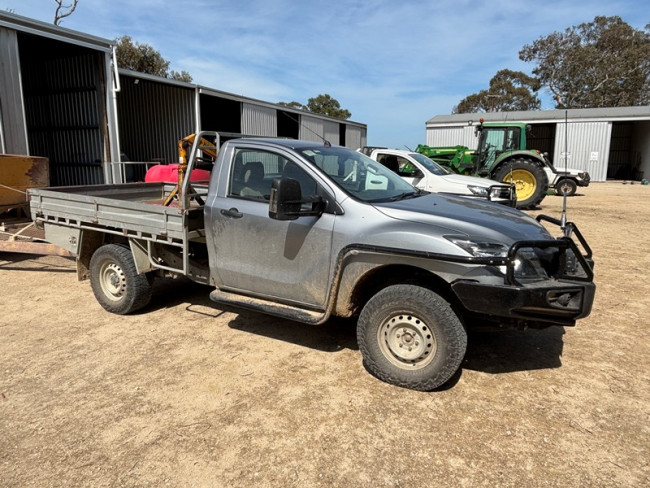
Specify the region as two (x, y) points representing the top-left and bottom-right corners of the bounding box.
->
(544, 166), (590, 196)
(361, 148), (516, 206)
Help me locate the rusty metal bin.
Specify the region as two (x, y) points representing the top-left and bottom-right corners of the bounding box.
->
(0, 154), (49, 212)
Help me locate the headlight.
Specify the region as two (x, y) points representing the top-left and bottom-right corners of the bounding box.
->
(446, 236), (509, 257)
(467, 185), (488, 197)
(490, 186), (514, 200)
(514, 248), (549, 281)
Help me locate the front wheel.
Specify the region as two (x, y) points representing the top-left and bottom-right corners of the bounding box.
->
(493, 159), (548, 209)
(357, 285), (467, 391)
(89, 244), (153, 315)
(555, 178), (577, 196)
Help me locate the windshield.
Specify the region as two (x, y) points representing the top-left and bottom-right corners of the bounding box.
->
(408, 152), (451, 176)
(297, 146), (420, 202)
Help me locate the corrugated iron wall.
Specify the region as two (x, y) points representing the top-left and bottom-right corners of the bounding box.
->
(554, 121), (611, 182)
(299, 115), (325, 143)
(345, 125), (364, 149)
(426, 126), (476, 148)
(19, 34), (105, 185)
(241, 103), (277, 136)
(323, 120), (340, 146)
(117, 76), (195, 181)
(0, 27), (28, 154)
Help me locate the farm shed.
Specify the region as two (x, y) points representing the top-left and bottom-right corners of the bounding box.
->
(117, 71), (367, 181)
(0, 11), (120, 186)
(0, 11), (367, 186)
(425, 107), (650, 182)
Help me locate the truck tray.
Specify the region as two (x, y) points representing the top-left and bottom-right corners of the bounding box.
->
(29, 182), (208, 242)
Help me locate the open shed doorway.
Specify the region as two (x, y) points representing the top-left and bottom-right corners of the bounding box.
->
(526, 123), (556, 164)
(18, 32), (107, 186)
(608, 122), (645, 180)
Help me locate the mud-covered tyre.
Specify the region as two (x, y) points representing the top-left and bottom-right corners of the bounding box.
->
(493, 159), (548, 209)
(89, 244), (153, 315)
(357, 285), (467, 391)
(555, 178), (577, 196)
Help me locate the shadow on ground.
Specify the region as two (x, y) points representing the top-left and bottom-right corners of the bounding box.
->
(227, 314), (358, 353)
(463, 327), (565, 374)
(142, 278), (565, 370)
(0, 252), (75, 272)
(144, 277), (358, 353)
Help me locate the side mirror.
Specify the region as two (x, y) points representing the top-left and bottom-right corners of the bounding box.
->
(413, 169), (425, 179)
(269, 177), (302, 220)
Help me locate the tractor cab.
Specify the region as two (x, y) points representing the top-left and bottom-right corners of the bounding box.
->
(474, 122), (528, 175)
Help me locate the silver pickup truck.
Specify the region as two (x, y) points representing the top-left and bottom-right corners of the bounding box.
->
(28, 133), (595, 391)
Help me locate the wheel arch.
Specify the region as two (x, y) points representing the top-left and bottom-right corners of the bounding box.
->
(335, 263), (458, 319)
(76, 229), (128, 281)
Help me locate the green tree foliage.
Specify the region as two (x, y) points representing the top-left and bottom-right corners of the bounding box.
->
(519, 16), (650, 108)
(277, 101), (307, 110)
(306, 94), (351, 119)
(115, 36), (192, 83)
(454, 69), (541, 114)
(279, 94), (351, 119)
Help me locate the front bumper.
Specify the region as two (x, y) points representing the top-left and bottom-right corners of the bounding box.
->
(452, 215), (595, 327)
(452, 279), (595, 327)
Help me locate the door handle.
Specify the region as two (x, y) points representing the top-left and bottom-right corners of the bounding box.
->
(220, 207), (243, 219)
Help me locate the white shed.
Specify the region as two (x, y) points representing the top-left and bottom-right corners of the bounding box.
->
(425, 107), (650, 182)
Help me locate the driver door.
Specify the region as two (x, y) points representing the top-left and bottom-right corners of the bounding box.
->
(207, 146), (335, 308)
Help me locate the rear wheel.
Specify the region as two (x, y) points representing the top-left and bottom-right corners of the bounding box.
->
(89, 244), (153, 315)
(555, 178), (577, 196)
(493, 159), (548, 209)
(357, 285), (467, 391)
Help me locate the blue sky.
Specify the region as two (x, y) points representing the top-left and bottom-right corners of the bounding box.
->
(3, 0), (647, 148)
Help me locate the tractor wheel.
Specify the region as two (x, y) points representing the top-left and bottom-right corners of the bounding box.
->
(493, 159), (549, 209)
(357, 284), (467, 391)
(555, 178), (577, 196)
(89, 244), (154, 315)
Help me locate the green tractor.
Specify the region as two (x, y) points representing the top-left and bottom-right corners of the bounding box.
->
(416, 121), (550, 209)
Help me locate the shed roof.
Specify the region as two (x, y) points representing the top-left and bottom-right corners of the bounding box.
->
(0, 11), (113, 52)
(426, 106), (650, 126)
(118, 69), (368, 129)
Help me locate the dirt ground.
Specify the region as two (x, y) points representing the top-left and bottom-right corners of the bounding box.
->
(1, 181), (649, 487)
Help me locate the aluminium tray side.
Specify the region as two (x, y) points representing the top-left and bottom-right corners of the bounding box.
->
(28, 183), (195, 241)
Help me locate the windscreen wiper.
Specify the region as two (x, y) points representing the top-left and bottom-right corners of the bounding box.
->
(388, 189), (424, 201)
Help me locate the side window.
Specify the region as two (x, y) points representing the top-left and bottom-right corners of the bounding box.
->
(377, 154), (415, 177)
(281, 161), (318, 199)
(484, 129), (506, 167)
(377, 153), (399, 174)
(229, 149), (286, 201)
(228, 148), (318, 203)
(505, 128), (520, 151)
(396, 156), (416, 176)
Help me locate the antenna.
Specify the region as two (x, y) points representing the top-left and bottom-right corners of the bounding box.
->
(281, 111), (331, 147)
(560, 109), (569, 234)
